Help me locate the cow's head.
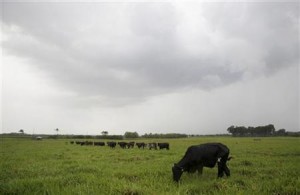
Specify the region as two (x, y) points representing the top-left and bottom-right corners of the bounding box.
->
(172, 164), (183, 182)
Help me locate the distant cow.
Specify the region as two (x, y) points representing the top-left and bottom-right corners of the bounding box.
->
(148, 143), (157, 150)
(94, 142), (105, 146)
(127, 142), (135, 148)
(70, 141), (74, 144)
(118, 142), (128, 149)
(158, 143), (169, 150)
(107, 141), (117, 148)
(172, 143), (231, 182)
(136, 142), (146, 149)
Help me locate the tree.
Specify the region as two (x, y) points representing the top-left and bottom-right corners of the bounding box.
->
(236, 126), (248, 136)
(124, 131), (139, 138)
(55, 128), (59, 135)
(266, 124), (275, 135)
(101, 131), (108, 136)
(227, 126), (235, 135)
(227, 125), (247, 136)
(248, 126), (255, 136)
(276, 129), (286, 136)
(19, 129), (24, 134)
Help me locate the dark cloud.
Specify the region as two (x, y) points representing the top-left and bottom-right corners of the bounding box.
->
(202, 2), (299, 73)
(2, 2), (299, 106)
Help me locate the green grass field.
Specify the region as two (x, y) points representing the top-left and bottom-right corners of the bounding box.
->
(1, 137), (299, 194)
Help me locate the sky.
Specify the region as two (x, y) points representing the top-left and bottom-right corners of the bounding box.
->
(1, 1), (299, 135)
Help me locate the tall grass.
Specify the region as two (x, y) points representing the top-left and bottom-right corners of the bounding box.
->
(1, 137), (299, 194)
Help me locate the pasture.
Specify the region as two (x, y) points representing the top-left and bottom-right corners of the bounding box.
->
(1, 137), (299, 194)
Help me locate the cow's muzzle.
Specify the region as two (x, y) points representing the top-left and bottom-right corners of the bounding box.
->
(172, 164), (183, 182)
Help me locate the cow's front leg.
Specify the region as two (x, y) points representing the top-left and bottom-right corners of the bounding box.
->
(224, 164), (230, 177)
(197, 165), (203, 175)
(217, 158), (224, 177)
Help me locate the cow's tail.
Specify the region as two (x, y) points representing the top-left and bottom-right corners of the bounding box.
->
(227, 156), (233, 161)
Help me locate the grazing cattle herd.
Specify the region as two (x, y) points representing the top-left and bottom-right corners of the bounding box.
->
(70, 140), (170, 150)
(70, 140), (232, 182)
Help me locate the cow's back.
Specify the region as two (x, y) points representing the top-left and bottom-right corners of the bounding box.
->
(184, 143), (228, 167)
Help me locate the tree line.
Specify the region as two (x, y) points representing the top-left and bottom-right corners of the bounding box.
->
(140, 133), (188, 139)
(0, 131), (188, 139)
(2, 126), (299, 139)
(227, 124), (292, 137)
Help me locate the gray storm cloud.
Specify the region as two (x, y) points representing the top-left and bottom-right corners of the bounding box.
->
(2, 2), (299, 106)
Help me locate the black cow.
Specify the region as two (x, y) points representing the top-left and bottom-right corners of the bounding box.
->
(80, 141), (93, 146)
(136, 142), (146, 149)
(107, 141), (117, 148)
(158, 143), (169, 150)
(172, 143), (231, 182)
(118, 142), (128, 149)
(148, 143), (157, 150)
(127, 142), (135, 148)
(94, 142), (105, 146)
(70, 141), (75, 144)
(79, 141), (93, 146)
